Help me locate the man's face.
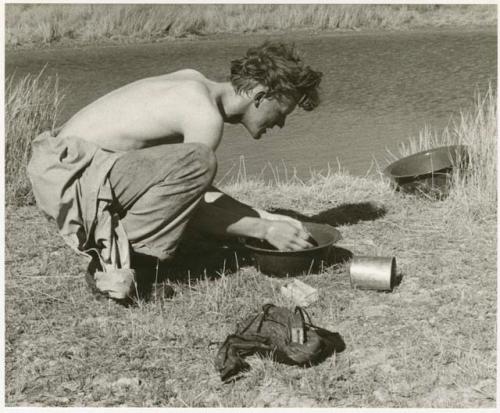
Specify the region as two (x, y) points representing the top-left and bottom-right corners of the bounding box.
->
(242, 93), (297, 140)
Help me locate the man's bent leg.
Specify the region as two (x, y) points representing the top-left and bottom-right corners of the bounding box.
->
(109, 143), (217, 261)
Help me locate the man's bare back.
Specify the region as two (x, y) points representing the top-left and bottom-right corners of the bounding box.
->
(58, 69), (225, 152)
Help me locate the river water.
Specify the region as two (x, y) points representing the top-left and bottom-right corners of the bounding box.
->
(6, 30), (496, 180)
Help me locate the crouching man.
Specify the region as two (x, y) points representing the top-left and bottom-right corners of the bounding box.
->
(28, 41), (323, 302)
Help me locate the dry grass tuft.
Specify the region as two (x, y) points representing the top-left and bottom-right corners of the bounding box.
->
(386, 85), (496, 221)
(5, 69), (64, 205)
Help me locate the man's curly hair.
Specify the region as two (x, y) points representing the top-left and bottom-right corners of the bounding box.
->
(230, 42), (323, 111)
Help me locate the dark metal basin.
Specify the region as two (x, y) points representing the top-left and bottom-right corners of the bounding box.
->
(245, 222), (342, 277)
(383, 145), (468, 197)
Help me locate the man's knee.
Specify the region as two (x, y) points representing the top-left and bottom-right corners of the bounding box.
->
(189, 143), (217, 187)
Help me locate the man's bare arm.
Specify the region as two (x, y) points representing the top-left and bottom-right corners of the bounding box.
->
(190, 186), (313, 251)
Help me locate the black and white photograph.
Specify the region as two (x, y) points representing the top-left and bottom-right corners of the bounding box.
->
(3, 2), (497, 408)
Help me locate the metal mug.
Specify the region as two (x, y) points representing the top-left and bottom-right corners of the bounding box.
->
(349, 256), (396, 291)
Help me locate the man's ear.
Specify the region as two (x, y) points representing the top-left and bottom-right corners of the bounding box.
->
(253, 91), (266, 108)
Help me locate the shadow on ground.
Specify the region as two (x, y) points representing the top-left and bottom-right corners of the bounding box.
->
(149, 242), (355, 284)
(159, 202), (386, 281)
(135, 202), (387, 284)
(393, 269), (404, 289)
(88, 202), (385, 302)
(269, 201), (387, 227)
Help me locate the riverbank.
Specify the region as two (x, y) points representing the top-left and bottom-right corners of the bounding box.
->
(6, 4), (496, 50)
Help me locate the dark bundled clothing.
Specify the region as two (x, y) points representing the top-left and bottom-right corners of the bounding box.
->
(215, 303), (345, 381)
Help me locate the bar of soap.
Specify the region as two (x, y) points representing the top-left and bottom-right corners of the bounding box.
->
(280, 279), (319, 307)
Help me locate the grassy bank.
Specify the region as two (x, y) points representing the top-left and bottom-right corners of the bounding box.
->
(5, 169), (496, 407)
(5, 71), (497, 406)
(6, 4), (497, 49)
(5, 70), (63, 205)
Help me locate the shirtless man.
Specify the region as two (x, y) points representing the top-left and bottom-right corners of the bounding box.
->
(28, 41), (323, 302)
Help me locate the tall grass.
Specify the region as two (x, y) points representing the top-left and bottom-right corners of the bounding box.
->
(6, 4), (497, 48)
(5, 70), (64, 205)
(394, 85), (497, 216)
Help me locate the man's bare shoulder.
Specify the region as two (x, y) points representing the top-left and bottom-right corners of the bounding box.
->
(139, 70), (215, 108)
(157, 68), (208, 82)
(150, 69), (213, 96)
(149, 70), (224, 147)
(163, 75), (221, 118)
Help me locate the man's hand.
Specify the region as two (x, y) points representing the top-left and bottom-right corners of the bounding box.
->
(255, 209), (315, 251)
(262, 219), (314, 251)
